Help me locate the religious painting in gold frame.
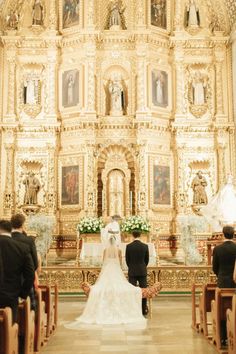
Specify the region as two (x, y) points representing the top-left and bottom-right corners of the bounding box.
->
(59, 156), (83, 210)
(148, 65), (172, 112)
(62, 0), (80, 29)
(150, 0), (167, 29)
(61, 165), (79, 205)
(149, 156), (172, 209)
(59, 64), (84, 114)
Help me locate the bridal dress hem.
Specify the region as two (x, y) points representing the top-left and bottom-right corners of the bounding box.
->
(65, 247), (146, 327)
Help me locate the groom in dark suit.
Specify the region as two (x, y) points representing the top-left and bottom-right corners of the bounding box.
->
(125, 230), (149, 315)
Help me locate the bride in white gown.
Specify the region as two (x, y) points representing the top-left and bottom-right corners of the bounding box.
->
(66, 236), (146, 326)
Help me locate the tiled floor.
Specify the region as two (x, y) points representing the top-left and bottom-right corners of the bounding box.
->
(41, 296), (217, 354)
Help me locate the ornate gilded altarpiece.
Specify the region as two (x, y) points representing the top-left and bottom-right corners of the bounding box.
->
(0, 0), (236, 291)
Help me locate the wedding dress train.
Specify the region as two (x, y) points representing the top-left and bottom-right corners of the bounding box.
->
(66, 245), (146, 326)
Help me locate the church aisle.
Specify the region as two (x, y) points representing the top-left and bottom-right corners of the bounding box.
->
(41, 297), (217, 354)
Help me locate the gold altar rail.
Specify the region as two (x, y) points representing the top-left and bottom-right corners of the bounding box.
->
(39, 266), (215, 293)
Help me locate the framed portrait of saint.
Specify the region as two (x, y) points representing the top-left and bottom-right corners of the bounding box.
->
(62, 69), (79, 108)
(151, 0), (167, 29)
(153, 165), (170, 205)
(62, 0), (80, 29)
(151, 69), (168, 108)
(61, 165), (79, 205)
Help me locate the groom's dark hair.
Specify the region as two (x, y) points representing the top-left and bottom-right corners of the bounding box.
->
(132, 230), (141, 238)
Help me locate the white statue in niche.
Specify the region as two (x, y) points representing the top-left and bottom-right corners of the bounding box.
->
(109, 75), (124, 115)
(156, 73), (164, 105)
(186, 0), (200, 27)
(192, 73), (206, 106)
(24, 79), (39, 105)
(67, 74), (75, 106)
(32, 0), (44, 26)
(108, 0), (126, 30)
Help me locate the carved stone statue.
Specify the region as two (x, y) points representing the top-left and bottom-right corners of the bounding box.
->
(108, 0), (126, 30)
(191, 171), (208, 205)
(32, 0), (44, 26)
(186, 0), (200, 28)
(109, 76), (124, 115)
(23, 79), (39, 105)
(156, 73), (164, 105)
(6, 11), (19, 30)
(192, 73), (206, 106)
(23, 172), (41, 205)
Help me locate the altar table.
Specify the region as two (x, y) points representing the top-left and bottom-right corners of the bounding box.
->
(80, 242), (157, 266)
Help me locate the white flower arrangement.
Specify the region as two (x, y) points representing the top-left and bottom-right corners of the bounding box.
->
(28, 214), (55, 264)
(121, 215), (151, 234)
(178, 215), (208, 265)
(77, 217), (104, 234)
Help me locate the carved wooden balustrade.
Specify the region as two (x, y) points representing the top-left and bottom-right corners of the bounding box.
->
(39, 266), (215, 293)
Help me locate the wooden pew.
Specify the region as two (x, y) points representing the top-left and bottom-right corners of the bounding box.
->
(39, 284), (58, 338)
(0, 307), (18, 354)
(18, 297), (35, 354)
(211, 288), (235, 352)
(191, 283), (203, 331)
(199, 283), (217, 337)
(34, 288), (45, 352)
(226, 294), (236, 354)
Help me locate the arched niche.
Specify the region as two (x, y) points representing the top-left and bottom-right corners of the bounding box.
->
(97, 144), (136, 218)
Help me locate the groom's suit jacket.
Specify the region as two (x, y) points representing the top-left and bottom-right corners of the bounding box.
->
(125, 240), (149, 277)
(12, 231), (38, 270)
(0, 235), (35, 305)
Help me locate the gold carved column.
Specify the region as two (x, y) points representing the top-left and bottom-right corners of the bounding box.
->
(3, 143), (15, 216)
(85, 144), (96, 216)
(46, 145), (57, 214)
(48, 0), (57, 32)
(85, 43), (96, 118)
(86, 0), (95, 29)
(5, 48), (16, 121)
(174, 48), (186, 118)
(138, 143), (148, 216)
(46, 51), (57, 119)
(174, 0), (183, 32)
(136, 45), (147, 116)
(215, 54), (224, 117)
(136, 0), (145, 28)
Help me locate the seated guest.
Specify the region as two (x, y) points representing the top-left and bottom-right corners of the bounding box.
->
(212, 225), (236, 346)
(213, 225), (236, 288)
(0, 220), (34, 323)
(11, 214), (38, 270)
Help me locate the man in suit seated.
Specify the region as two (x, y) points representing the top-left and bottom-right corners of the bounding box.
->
(213, 225), (236, 346)
(0, 219), (35, 323)
(125, 230), (149, 315)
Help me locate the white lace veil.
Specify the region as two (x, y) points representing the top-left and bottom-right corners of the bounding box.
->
(103, 236), (119, 261)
